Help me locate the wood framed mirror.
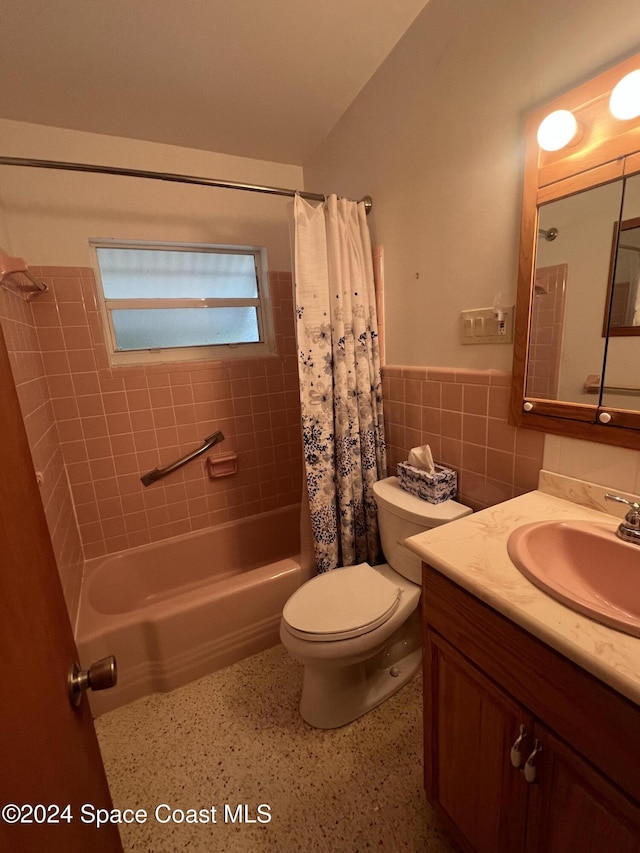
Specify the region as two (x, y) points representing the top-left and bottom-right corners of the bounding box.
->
(510, 50), (640, 450)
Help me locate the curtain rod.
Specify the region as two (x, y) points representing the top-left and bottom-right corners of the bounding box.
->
(0, 155), (373, 214)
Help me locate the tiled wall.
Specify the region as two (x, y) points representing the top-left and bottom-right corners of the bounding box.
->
(0, 277), (84, 622)
(0, 267), (302, 622)
(382, 365), (545, 511)
(528, 264), (567, 399)
(1, 255), (545, 630)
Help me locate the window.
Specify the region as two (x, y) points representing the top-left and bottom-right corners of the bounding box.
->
(91, 241), (274, 365)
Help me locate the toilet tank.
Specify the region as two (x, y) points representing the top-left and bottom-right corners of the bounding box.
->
(372, 476), (472, 584)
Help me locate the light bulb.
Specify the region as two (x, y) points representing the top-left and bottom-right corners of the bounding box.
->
(609, 69), (640, 120)
(536, 110), (578, 152)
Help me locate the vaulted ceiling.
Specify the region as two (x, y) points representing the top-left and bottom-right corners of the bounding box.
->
(1, 1), (429, 165)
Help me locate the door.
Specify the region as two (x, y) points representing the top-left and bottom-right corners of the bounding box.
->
(525, 724), (640, 853)
(426, 634), (531, 853)
(0, 325), (122, 853)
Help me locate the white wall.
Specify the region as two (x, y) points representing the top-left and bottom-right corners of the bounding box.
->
(302, 0), (640, 487)
(544, 434), (640, 495)
(0, 120), (304, 270)
(303, 0), (640, 370)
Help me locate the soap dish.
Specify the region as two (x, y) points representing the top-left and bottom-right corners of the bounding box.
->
(207, 452), (238, 479)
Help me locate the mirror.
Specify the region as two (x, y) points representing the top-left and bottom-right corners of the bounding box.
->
(603, 173), (640, 336)
(530, 180), (624, 404)
(601, 173), (640, 413)
(510, 49), (640, 450)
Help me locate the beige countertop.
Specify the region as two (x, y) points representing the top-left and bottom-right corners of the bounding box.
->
(405, 474), (640, 707)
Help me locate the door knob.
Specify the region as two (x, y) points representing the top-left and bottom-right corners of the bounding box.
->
(69, 656), (118, 707)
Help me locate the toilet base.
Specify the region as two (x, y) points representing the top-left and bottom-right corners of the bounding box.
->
(298, 610), (422, 729)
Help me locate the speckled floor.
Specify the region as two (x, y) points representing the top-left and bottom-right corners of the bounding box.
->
(96, 644), (456, 852)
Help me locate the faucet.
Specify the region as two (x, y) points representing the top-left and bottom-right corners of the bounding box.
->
(604, 494), (640, 545)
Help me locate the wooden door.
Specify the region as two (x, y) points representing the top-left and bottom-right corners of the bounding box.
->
(425, 633), (531, 853)
(0, 325), (122, 853)
(525, 724), (640, 853)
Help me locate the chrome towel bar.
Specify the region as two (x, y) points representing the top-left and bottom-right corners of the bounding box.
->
(140, 430), (225, 486)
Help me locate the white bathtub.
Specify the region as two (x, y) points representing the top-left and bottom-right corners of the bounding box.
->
(76, 505), (302, 716)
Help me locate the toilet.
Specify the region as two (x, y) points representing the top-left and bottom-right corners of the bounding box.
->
(280, 475), (472, 728)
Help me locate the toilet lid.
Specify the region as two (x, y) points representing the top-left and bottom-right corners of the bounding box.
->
(283, 563), (402, 641)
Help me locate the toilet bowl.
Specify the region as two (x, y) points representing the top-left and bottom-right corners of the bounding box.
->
(280, 476), (472, 728)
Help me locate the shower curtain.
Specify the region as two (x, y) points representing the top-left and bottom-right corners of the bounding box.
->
(293, 194), (386, 574)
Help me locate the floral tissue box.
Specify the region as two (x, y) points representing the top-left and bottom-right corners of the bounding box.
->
(397, 461), (457, 504)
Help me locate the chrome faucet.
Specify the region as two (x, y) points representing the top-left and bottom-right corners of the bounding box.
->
(604, 494), (640, 545)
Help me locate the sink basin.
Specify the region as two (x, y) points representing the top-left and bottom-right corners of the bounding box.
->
(507, 520), (640, 637)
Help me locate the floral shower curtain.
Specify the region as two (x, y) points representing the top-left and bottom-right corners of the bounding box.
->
(293, 194), (387, 573)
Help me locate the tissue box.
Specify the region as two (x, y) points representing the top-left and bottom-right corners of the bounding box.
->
(397, 461), (457, 504)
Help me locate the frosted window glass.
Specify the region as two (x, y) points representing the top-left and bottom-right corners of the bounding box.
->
(112, 308), (259, 350)
(97, 248), (258, 299)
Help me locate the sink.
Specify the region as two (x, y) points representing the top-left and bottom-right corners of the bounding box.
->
(507, 520), (640, 637)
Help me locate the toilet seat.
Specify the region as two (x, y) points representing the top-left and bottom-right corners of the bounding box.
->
(282, 563), (402, 641)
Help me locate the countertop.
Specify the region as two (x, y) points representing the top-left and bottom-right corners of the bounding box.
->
(405, 481), (640, 707)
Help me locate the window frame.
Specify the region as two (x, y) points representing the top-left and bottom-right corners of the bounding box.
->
(90, 239), (275, 366)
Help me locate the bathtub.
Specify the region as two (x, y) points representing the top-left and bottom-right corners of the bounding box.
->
(76, 504), (302, 716)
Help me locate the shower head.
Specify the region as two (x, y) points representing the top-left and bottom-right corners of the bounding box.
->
(538, 226), (559, 242)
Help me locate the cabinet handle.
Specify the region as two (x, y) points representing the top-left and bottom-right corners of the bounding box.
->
(524, 739), (543, 783)
(510, 724), (527, 768)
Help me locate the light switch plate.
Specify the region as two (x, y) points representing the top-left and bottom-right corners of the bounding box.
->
(460, 307), (513, 344)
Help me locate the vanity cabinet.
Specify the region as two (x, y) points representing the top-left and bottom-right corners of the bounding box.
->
(422, 565), (640, 853)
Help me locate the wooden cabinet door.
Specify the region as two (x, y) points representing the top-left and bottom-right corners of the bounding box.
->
(425, 633), (531, 853)
(525, 724), (640, 853)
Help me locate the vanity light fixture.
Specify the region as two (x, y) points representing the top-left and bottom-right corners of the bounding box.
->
(609, 69), (640, 120)
(536, 109), (578, 152)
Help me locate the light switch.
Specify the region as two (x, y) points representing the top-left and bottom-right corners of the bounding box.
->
(461, 306), (514, 344)
(485, 316), (498, 336)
